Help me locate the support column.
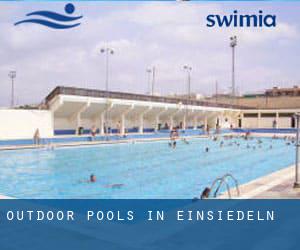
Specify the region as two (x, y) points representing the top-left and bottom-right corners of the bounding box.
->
(182, 115), (186, 130)
(121, 113), (125, 135)
(154, 107), (168, 132)
(99, 112), (105, 135)
(76, 113), (81, 134)
(70, 102), (90, 135)
(193, 116), (198, 130)
(155, 115), (160, 132)
(169, 116), (174, 130)
(119, 105), (134, 135)
(240, 113), (244, 128)
(276, 112), (279, 129)
(204, 116), (208, 131)
(139, 114), (144, 134)
(258, 112), (261, 128)
(138, 107), (152, 134)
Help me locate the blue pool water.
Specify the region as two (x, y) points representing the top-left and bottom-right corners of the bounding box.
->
(0, 137), (295, 198)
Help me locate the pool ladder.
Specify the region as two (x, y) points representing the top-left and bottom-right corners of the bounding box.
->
(209, 173), (240, 199)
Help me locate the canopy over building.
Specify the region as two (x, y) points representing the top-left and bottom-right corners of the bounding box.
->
(45, 86), (242, 135)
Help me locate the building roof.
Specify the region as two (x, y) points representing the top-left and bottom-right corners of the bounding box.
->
(45, 86), (251, 110)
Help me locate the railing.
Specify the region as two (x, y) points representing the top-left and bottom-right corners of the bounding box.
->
(209, 173), (240, 198)
(45, 86), (251, 109)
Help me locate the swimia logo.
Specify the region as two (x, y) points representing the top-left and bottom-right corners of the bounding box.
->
(206, 10), (276, 28)
(14, 3), (83, 29)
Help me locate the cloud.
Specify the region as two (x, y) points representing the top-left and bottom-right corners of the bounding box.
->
(0, 2), (300, 106)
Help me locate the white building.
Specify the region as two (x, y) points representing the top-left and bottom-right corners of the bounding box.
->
(0, 86), (299, 140)
(47, 87), (239, 136)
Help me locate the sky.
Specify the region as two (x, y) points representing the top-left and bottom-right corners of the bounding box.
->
(0, 1), (300, 106)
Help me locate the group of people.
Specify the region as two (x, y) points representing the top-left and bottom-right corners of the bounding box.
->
(168, 128), (191, 148)
(81, 121), (127, 140)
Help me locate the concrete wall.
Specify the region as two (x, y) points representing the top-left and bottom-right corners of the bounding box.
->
(242, 117), (293, 128)
(54, 117), (76, 130)
(0, 109), (53, 140)
(242, 118), (259, 128)
(205, 96), (300, 109)
(278, 117), (291, 128)
(259, 117), (275, 128)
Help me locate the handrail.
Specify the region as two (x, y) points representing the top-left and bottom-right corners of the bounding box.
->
(209, 173), (240, 198)
(209, 177), (232, 198)
(222, 173), (240, 197)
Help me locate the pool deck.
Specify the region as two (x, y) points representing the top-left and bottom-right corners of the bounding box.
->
(0, 134), (211, 151)
(219, 165), (300, 199)
(0, 131), (296, 151)
(0, 194), (13, 199)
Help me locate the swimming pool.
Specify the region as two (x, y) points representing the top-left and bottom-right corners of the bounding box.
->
(0, 136), (295, 198)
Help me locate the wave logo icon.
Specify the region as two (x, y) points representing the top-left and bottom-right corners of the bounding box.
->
(14, 3), (82, 29)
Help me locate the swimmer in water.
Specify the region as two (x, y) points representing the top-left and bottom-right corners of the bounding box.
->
(205, 147), (209, 153)
(106, 184), (124, 189)
(200, 187), (211, 199)
(182, 138), (190, 145)
(90, 174), (96, 183)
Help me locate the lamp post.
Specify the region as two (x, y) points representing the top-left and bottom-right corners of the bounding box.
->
(215, 80), (218, 103)
(183, 65), (192, 130)
(8, 71), (16, 108)
(183, 65), (192, 102)
(152, 66), (156, 96)
(100, 47), (114, 93)
(294, 113), (300, 188)
(100, 47), (114, 136)
(230, 36), (237, 98)
(146, 68), (152, 95)
(146, 66), (156, 95)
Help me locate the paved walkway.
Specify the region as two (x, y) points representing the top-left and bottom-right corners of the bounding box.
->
(220, 165), (300, 199)
(0, 134), (211, 151)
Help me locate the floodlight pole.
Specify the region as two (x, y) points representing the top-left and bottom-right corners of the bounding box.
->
(146, 68), (152, 95)
(294, 113), (300, 188)
(8, 71), (16, 108)
(152, 66), (156, 96)
(183, 65), (192, 129)
(230, 36), (237, 99)
(101, 47), (114, 93)
(215, 80), (218, 103)
(183, 65), (192, 100)
(100, 47), (114, 137)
